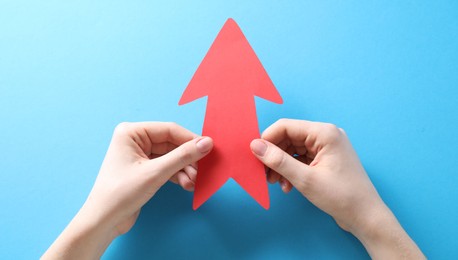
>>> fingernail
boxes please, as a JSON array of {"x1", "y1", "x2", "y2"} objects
[
  {"x1": 251, "y1": 140, "x2": 267, "y2": 156},
  {"x1": 196, "y1": 137, "x2": 213, "y2": 153},
  {"x1": 280, "y1": 179, "x2": 287, "y2": 189}
]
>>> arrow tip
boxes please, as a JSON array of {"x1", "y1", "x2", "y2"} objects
[{"x1": 192, "y1": 199, "x2": 204, "y2": 210}]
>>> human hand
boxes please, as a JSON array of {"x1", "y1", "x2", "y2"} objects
[
  {"x1": 250, "y1": 119, "x2": 424, "y2": 259},
  {"x1": 43, "y1": 122, "x2": 213, "y2": 259}
]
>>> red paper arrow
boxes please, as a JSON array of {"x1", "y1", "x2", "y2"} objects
[{"x1": 179, "y1": 18, "x2": 283, "y2": 210}]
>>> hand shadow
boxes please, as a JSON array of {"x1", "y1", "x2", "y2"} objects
[{"x1": 103, "y1": 181, "x2": 367, "y2": 259}]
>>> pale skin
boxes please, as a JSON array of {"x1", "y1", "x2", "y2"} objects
[
  {"x1": 250, "y1": 119, "x2": 425, "y2": 259},
  {"x1": 42, "y1": 120, "x2": 424, "y2": 259}
]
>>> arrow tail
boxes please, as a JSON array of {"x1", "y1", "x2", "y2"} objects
[
  {"x1": 231, "y1": 148, "x2": 270, "y2": 209},
  {"x1": 192, "y1": 148, "x2": 230, "y2": 210},
  {"x1": 192, "y1": 138, "x2": 270, "y2": 210}
]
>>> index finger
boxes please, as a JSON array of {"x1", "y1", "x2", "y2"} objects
[
  {"x1": 262, "y1": 119, "x2": 344, "y2": 156},
  {"x1": 261, "y1": 119, "x2": 318, "y2": 145},
  {"x1": 115, "y1": 122, "x2": 199, "y2": 146}
]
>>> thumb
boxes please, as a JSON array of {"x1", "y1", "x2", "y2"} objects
[
  {"x1": 148, "y1": 136, "x2": 213, "y2": 183},
  {"x1": 250, "y1": 139, "x2": 312, "y2": 190}
]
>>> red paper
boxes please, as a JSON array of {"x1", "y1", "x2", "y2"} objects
[{"x1": 179, "y1": 18, "x2": 283, "y2": 209}]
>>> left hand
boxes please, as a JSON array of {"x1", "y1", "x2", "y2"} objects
[{"x1": 43, "y1": 122, "x2": 213, "y2": 259}]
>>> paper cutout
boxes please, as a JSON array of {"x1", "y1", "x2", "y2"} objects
[{"x1": 179, "y1": 18, "x2": 283, "y2": 210}]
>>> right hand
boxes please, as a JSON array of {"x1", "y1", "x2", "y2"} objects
[
  {"x1": 250, "y1": 119, "x2": 383, "y2": 232},
  {"x1": 250, "y1": 119, "x2": 424, "y2": 259}
]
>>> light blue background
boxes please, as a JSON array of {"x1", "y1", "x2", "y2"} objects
[{"x1": 1, "y1": 1, "x2": 457, "y2": 259}]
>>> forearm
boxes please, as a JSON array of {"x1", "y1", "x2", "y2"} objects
[
  {"x1": 42, "y1": 204, "x2": 117, "y2": 260},
  {"x1": 352, "y1": 204, "x2": 425, "y2": 259}
]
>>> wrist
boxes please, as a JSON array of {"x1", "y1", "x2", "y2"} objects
[
  {"x1": 76, "y1": 199, "x2": 120, "y2": 243},
  {"x1": 349, "y1": 203, "x2": 425, "y2": 259},
  {"x1": 42, "y1": 201, "x2": 119, "y2": 259},
  {"x1": 349, "y1": 202, "x2": 396, "y2": 242}
]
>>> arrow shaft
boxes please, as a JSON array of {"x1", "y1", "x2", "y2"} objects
[
  {"x1": 192, "y1": 96, "x2": 269, "y2": 209},
  {"x1": 203, "y1": 96, "x2": 260, "y2": 155}
]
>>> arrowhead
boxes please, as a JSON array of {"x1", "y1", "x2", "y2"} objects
[{"x1": 179, "y1": 18, "x2": 283, "y2": 105}]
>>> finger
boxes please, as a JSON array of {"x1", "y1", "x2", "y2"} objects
[
  {"x1": 250, "y1": 139, "x2": 313, "y2": 190},
  {"x1": 169, "y1": 173, "x2": 179, "y2": 184},
  {"x1": 147, "y1": 137, "x2": 213, "y2": 185},
  {"x1": 150, "y1": 142, "x2": 178, "y2": 155},
  {"x1": 267, "y1": 171, "x2": 281, "y2": 184},
  {"x1": 176, "y1": 171, "x2": 195, "y2": 192},
  {"x1": 266, "y1": 170, "x2": 273, "y2": 183},
  {"x1": 113, "y1": 122, "x2": 199, "y2": 155},
  {"x1": 262, "y1": 119, "x2": 342, "y2": 155},
  {"x1": 135, "y1": 122, "x2": 198, "y2": 145},
  {"x1": 192, "y1": 161, "x2": 198, "y2": 170},
  {"x1": 183, "y1": 164, "x2": 197, "y2": 183},
  {"x1": 279, "y1": 177, "x2": 293, "y2": 193},
  {"x1": 169, "y1": 164, "x2": 197, "y2": 186},
  {"x1": 261, "y1": 119, "x2": 317, "y2": 145}
]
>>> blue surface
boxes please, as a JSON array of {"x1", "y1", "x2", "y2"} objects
[{"x1": 1, "y1": 1, "x2": 457, "y2": 259}]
